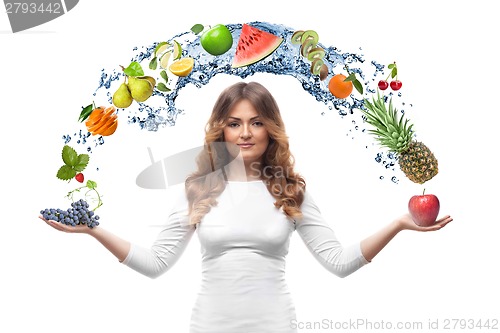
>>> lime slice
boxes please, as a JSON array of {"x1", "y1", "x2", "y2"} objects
[
  {"x1": 155, "y1": 42, "x2": 170, "y2": 57},
  {"x1": 160, "y1": 51, "x2": 172, "y2": 69},
  {"x1": 173, "y1": 40, "x2": 182, "y2": 60}
]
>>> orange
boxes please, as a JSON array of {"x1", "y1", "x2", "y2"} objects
[
  {"x1": 85, "y1": 105, "x2": 118, "y2": 136},
  {"x1": 85, "y1": 106, "x2": 105, "y2": 127},
  {"x1": 328, "y1": 74, "x2": 353, "y2": 99},
  {"x1": 99, "y1": 118, "x2": 118, "y2": 136}
]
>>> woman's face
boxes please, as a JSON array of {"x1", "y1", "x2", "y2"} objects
[{"x1": 223, "y1": 99, "x2": 270, "y2": 167}]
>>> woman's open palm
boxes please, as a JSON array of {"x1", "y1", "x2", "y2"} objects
[
  {"x1": 39, "y1": 215, "x2": 92, "y2": 234},
  {"x1": 398, "y1": 213, "x2": 453, "y2": 232}
]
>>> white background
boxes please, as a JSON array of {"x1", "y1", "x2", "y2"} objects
[{"x1": 1, "y1": 1, "x2": 499, "y2": 332}]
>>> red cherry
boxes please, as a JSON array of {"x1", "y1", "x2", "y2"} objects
[
  {"x1": 378, "y1": 80, "x2": 389, "y2": 90},
  {"x1": 75, "y1": 173, "x2": 84, "y2": 183},
  {"x1": 390, "y1": 80, "x2": 403, "y2": 91}
]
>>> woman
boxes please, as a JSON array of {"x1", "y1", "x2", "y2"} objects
[{"x1": 40, "y1": 81, "x2": 452, "y2": 332}]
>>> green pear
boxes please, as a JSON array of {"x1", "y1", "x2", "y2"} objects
[
  {"x1": 128, "y1": 76, "x2": 154, "y2": 102},
  {"x1": 139, "y1": 75, "x2": 156, "y2": 88},
  {"x1": 112, "y1": 83, "x2": 133, "y2": 108}
]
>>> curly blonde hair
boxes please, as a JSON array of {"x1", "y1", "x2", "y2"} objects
[{"x1": 185, "y1": 82, "x2": 305, "y2": 225}]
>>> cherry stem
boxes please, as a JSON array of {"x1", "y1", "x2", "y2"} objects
[{"x1": 423, "y1": 188, "x2": 426, "y2": 195}]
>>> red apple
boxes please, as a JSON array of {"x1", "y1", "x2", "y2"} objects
[{"x1": 408, "y1": 190, "x2": 440, "y2": 227}]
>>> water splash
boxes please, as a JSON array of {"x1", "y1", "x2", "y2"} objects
[{"x1": 66, "y1": 21, "x2": 413, "y2": 182}]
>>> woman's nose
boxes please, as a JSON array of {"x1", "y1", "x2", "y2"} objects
[{"x1": 240, "y1": 124, "x2": 252, "y2": 139}]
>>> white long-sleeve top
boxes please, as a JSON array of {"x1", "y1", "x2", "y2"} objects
[{"x1": 122, "y1": 180, "x2": 369, "y2": 332}]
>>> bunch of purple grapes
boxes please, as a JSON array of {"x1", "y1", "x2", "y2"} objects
[{"x1": 40, "y1": 199, "x2": 100, "y2": 228}]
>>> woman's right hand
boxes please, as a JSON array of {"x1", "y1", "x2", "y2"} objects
[
  {"x1": 38, "y1": 215, "x2": 94, "y2": 234},
  {"x1": 39, "y1": 215, "x2": 130, "y2": 261}
]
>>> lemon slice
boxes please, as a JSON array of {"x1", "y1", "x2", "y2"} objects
[
  {"x1": 169, "y1": 57, "x2": 194, "y2": 77},
  {"x1": 173, "y1": 40, "x2": 182, "y2": 60},
  {"x1": 160, "y1": 51, "x2": 171, "y2": 69}
]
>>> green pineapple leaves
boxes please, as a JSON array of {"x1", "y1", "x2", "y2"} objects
[{"x1": 361, "y1": 91, "x2": 413, "y2": 153}]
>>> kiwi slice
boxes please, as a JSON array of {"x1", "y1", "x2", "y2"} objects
[
  {"x1": 307, "y1": 47, "x2": 326, "y2": 61},
  {"x1": 300, "y1": 38, "x2": 316, "y2": 58},
  {"x1": 291, "y1": 30, "x2": 304, "y2": 45},
  {"x1": 319, "y1": 64, "x2": 329, "y2": 80},
  {"x1": 310, "y1": 59, "x2": 324, "y2": 75},
  {"x1": 301, "y1": 30, "x2": 319, "y2": 45}
]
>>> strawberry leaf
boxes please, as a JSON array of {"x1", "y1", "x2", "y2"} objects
[
  {"x1": 74, "y1": 154, "x2": 89, "y2": 172},
  {"x1": 57, "y1": 165, "x2": 76, "y2": 180},
  {"x1": 62, "y1": 145, "x2": 78, "y2": 167}
]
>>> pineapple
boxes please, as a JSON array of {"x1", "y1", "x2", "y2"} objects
[{"x1": 361, "y1": 92, "x2": 438, "y2": 184}]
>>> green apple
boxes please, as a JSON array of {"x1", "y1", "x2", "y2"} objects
[{"x1": 200, "y1": 24, "x2": 233, "y2": 56}]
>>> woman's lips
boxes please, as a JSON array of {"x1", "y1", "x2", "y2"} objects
[{"x1": 238, "y1": 143, "x2": 254, "y2": 149}]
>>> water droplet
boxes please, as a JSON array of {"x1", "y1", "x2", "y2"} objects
[{"x1": 60, "y1": 21, "x2": 413, "y2": 184}]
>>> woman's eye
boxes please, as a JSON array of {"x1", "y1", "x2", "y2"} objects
[
  {"x1": 228, "y1": 123, "x2": 239, "y2": 128},
  {"x1": 253, "y1": 121, "x2": 263, "y2": 126}
]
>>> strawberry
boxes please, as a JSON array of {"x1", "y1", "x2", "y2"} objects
[{"x1": 75, "y1": 173, "x2": 84, "y2": 183}]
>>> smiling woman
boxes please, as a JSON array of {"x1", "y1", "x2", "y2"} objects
[
  {"x1": 223, "y1": 99, "x2": 270, "y2": 171},
  {"x1": 185, "y1": 82, "x2": 307, "y2": 225},
  {"x1": 39, "y1": 80, "x2": 452, "y2": 333}
]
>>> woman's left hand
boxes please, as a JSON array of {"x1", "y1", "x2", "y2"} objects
[
  {"x1": 397, "y1": 213, "x2": 453, "y2": 232},
  {"x1": 360, "y1": 213, "x2": 453, "y2": 262}
]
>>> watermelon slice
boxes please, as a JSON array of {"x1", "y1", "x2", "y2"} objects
[{"x1": 232, "y1": 24, "x2": 283, "y2": 68}]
